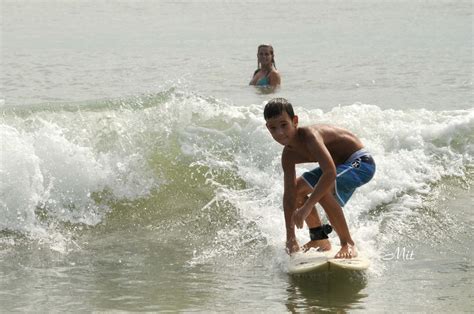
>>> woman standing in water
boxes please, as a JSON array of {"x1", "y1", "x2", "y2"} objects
[{"x1": 249, "y1": 44, "x2": 281, "y2": 87}]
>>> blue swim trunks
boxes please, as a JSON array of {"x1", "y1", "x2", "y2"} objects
[{"x1": 301, "y1": 149, "x2": 376, "y2": 207}]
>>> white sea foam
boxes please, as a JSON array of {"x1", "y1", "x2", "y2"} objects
[
  {"x1": 0, "y1": 106, "x2": 159, "y2": 240},
  {"x1": 0, "y1": 125, "x2": 44, "y2": 233}
]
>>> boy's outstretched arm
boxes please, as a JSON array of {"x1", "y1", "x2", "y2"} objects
[{"x1": 282, "y1": 150, "x2": 299, "y2": 254}]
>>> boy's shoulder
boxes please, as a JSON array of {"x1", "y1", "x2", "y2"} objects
[
  {"x1": 281, "y1": 126, "x2": 323, "y2": 160},
  {"x1": 297, "y1": 124, "x2": 322, "y2": 138}
]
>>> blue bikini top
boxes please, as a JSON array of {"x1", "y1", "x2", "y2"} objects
[
  {"x1": 253, "y1": 69, "x2": 271, "y2": 86},
  {"x1": 256, "y1": 75, "x2": 270, "y2": 86}
]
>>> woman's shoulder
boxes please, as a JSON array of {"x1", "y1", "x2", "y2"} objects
[
  {"x1": 269, "y1": 69, "x2": 281, "y2": 84},
  {"x1": 270, "y1": 68, "x2": 280, "y2": 75}
]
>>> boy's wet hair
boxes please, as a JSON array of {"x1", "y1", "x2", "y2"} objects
[{"x1": 264, "y1": 98, "x2": 295, "y2": 120}]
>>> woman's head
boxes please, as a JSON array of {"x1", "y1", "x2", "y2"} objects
[{"x1": 257, "y1": 44, "x2": 276, "y2": 69}]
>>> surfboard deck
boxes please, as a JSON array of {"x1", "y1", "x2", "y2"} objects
[
  {"x1": 288, "y1": 246, "x2": 369, "y2": 274},
  {"x1": 288, "y1": 249, "x2": 331, "y2": 274},
  {"x1": 328, "y1": 256, "x2": 370, "y2": 270}
]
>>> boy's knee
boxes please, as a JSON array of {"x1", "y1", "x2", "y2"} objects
[
  {"x1": 320, "y1": 193, "x2": 341, "y2": 209},
  {"x1": 296, "y1": 195, "x2": 307, "y2": 207}
]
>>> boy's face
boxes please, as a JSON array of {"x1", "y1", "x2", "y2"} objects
[{"x1": 265, "y1": 112, "x2": 298, "y2": 146}]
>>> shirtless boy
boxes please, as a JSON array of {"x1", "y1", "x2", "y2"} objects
[{"x1": 264, "y1": 98, "x2": 376, "y2": 258}]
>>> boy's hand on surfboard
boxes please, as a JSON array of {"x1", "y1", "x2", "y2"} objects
[{"x1": 286, "y1": 238, "x2": 300, "y2": 255}]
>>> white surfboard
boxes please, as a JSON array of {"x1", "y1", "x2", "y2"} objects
[
  {"x1": 288, "y1": 246, "x2": 369, "y2": 274},
  {"x1": 288, "y1": 249, "x2": 332, "y2": 274},
  {"x1": 327, "y1": 256, "x2": 370, "y2": 270}
]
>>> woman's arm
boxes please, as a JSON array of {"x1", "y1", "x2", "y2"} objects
[{"x1": 269, "y1": 70, "x2": 281, "y2": 87}]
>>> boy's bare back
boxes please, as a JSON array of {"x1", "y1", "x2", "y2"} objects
[{"x1": 282, "y1": 124, "x2": 364, "y2": 166}]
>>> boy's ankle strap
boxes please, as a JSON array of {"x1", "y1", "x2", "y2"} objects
[{"x1": 309, "y1": 224, "x2": 333, "y2": 241}]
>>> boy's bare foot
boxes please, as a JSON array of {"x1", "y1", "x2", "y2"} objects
[
  {"x1": 302, "y1": 238, "x2": 331, "y2": 252},
  {"x1": 335, "y1": 243, "x2": 357, "y2": 259}
]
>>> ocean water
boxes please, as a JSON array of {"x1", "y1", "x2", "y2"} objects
[{"x1": 1, "y1": 0, "x2": 473, "y2": 312}]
